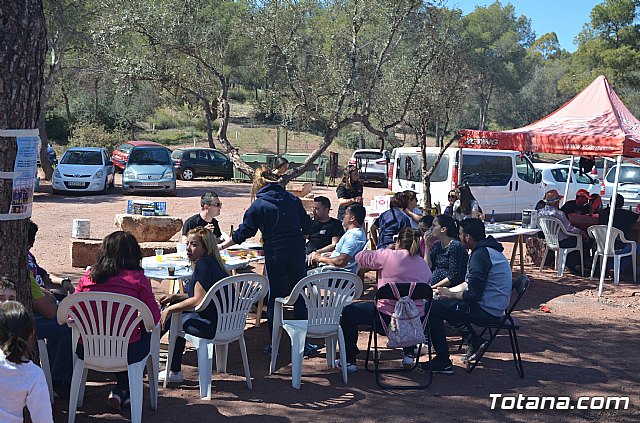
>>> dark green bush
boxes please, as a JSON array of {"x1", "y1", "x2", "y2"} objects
[{"x1": 67, "y1": 124, "x2": 125, "y2": 153}]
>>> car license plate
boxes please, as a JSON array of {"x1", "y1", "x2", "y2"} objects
[
  {"x1": 67, "y1": 181, "x2": 84, "y2": 186},
  {"x1": 620, "y1": 191, "x2": 637, "y2": 199},
  {"x1": 139, "y1": 182, "x2": 159, "y2": 187}
]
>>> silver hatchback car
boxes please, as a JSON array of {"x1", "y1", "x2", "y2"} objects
[{"x1": 122, "y1": 146, "x2": 176, "y2": 196}]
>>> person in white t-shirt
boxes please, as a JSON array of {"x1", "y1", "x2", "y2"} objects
[{"x1": 0, "y1": 299, "x2": 53, "y2": 423}]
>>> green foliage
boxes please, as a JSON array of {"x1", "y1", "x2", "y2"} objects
[
  {"x1": 67, "y1": 124, "x2": 125, "y2": 153},
  {"x1": 228, "y1": 87, "x2": 251, "y2": 103},
  {"x1": 45, "y1": 113, "x2": 70, "y2": 144}
]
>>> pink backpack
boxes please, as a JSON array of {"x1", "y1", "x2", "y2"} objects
[{"x1": 382, "y1": 283, "x2": 426, "y2": 348}]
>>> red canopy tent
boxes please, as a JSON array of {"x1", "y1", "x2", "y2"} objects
[
  {"x1": 459, "y1": 75, "x2": 640, "y2": 158},
  {"x1": 458, "y1": 75, "x2": 640, "y2": 297}
]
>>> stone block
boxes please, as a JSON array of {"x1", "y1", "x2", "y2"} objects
[
  {"x1": 288, "y1": 182, "x2": 313, "y2": 198},
  {"x1": 70, "y1": 239, "x2": 102, "y2": 268},
  {"x1": 71, "y1": 239, "x2": 179, "y2": 268},
  {"x1": 114, "y1": 214, "x2": 183, "y2": 242}
]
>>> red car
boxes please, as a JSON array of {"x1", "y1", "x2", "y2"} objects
[{"x1": 111, "y1": 140, "x2": 165, "y2": 171}]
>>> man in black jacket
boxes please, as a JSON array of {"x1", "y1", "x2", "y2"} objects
[{"x1": 421, "y1": 219, "x2": 512, "y2": 374}]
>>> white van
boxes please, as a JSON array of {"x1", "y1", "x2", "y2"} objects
[{"x1": 388, "y1": 147, "x2": 541, "y2": 221}]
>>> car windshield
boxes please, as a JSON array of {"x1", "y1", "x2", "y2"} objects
[
  {"x1": 355, "y1": 152, "x2": 384, "y2": 161},
  {"x1": 129, "y1": 148, "x2": 170, "y2": 165},
  {"x1": 61, "y1": 151, "x2": 102, "y2": 165},
  {"x1": 607, "y1": 166, "x2": 640, "y2": 184}
]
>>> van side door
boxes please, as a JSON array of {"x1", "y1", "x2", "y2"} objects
[
  {"x1": 514, "y1": 154, "x2": 539, "y2": 216},
  {"x1": 461, "y1": 151, "x2": 513, "y2": 221}
]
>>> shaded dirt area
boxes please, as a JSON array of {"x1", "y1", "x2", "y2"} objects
[{"x1": 29, "y1": 178, "x2": 640, "y2": 422}]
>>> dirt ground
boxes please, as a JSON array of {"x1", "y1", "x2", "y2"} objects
[{"x1": 30, "y1": 176, "x2": 640, "y2": 422}]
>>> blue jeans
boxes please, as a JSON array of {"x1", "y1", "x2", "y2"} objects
[
  {"x1": 428, "y1": 299, "x2": 501, "y2": 362},
  {"x1": 34, "y1": 313, "x2": 73, "y2": 381},
  {"x1": 166, "y1": 311, "x2": 217, "y2": 373}
]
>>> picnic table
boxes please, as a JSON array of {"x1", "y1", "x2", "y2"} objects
[{"x1": 486, "y1": 224, "x2": 541, "y2": 275}]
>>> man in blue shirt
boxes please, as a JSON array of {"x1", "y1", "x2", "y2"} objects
[{"x1": 310, "y1": 203, "x2": 367, "y2": 273}]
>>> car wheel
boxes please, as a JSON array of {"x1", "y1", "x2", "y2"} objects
[
  {"x1": 181, "y1": 168, "x2": 195, "y2": 181},
  {"x1": 101, "y1": 177, "x2": 108, "y2": 194}
]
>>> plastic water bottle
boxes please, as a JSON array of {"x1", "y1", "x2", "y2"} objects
[{"x1": 489, "y1": 210, "x2": 495, "y2": 224}]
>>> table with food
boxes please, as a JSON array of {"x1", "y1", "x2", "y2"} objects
[
  {"x1": 142, "y1": 244, "x2": 265, "y2": 293},
  {"x1": 485, "y1": 223, "x2": 541, "y2": 275}
]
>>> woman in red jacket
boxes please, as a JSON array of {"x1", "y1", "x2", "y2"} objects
[{"x1": 75, "y1": 231, "x2": 160, "y2": 411}]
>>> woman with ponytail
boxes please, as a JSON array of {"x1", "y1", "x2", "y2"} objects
[
  {"x1": 0, "y1": 301, "x2": 53, "y2": 422},
  {"x1": 221, "y1": 166, "x2": 313, "y2": 356},
  {"x1": 337, "y1": 228, "x2": 432, "y2": 372}
]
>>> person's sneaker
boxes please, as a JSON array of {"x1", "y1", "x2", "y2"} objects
[
  {"x1": 107, "y1": 389, "x2": 123, "y2": 411},
  {"x1": 334, "y1": 359, "x2": 358, "y2": 373},
  {"x1": 401, "y1": 353, "x2": 415, "y2": 369},
  {"x1": 121, "y1": 390, "x2": 131, "y2": 408},
  {"x1": 158, "y1": 369, "x2": 184, "y2": 383},
  {"x1": 464, "y1": 339, "x2": 490, "y2": 364},
  {"x1": 419, "y1": 358, "x2": 454, "y2": 375},
  {"x1": 304, "y1": 342, "x2": 319, "y2": 357}
]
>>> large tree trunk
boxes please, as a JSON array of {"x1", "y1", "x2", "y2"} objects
[
  {"x1": 0, "y1": 0, "x2": 47, "y2": 311},
  {"x1": 202, "y1": 97, "x2": 216, "y2": 149}
]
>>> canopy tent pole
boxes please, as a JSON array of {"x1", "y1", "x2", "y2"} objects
[
  {"x1": 598, "y1": 155, "x2": 623, "y2": 297},
  {"x1": 562, "y1": 155, "x2": 575, "y2": 207}
]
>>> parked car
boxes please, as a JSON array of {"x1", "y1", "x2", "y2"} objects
[
  {"x1": 122, "y1": 146, "x2": 176, "y2": 196},
  {"x1": 111, "y1": 140, "x2": 165, "y2": 171},
  {"x1": 533, "y1": 164, "x2": 600, "y2": 200},
  {"x1": 601, "y1": 164, "x2": 640, "y2": 209},
  {"x1": 555, "y1": 157, "x2": 616, "y2": 180},
  {"x1": 171, "y1": 147, "x2": 233, "y2": 180},
  {"x1": 52, "y1": 147, "x2": 115, "y2": 195},
  {"x1": 348, "y1": 149, "x2": 390, "y2": 185},
  {"x1": 389, "y1": 147, "x2": 540, "y2": 221}
]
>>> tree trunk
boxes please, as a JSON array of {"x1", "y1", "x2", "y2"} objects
[
  {"x1": 38, "y1": 111, "x2": 53, "y2": 179},
  {"x1": 0, "y1": 0, "x2": 47, "y2": 312},
  {"x1": 202, "y1": 98, "x2": 216, "y2": 149}
]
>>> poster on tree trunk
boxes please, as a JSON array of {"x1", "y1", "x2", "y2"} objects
[{"x1": 0, "y1": 129, "x2": 39, "y2": 220}]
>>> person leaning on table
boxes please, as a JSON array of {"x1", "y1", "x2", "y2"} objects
[{"x1": 219, "y1": 167, "x2": 317, "y2": 357}]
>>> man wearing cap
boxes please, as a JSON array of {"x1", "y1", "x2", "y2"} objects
[
  {"x1": 561, "y1": 189, "x2": 591, "y2": 215},
  {"x1": 539, "y1": 189, "x2": 589, "y2": 275}
]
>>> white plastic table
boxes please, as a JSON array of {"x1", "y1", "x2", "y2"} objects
[
  {"x1": 487, "y1": 226, "x2": 540, "y2": 275},
  {"x1": 142, "y1": 254, "x2": 265, "y2": 293}
]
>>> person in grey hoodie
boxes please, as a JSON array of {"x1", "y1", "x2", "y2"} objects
[{"x1": 421, "y1": 218, "x2": 512, "y2": 374}]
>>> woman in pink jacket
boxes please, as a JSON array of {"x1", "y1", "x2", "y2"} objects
[
  {"x1": 75, "y1": 231, "x2": 160, "y2": 411},
  {"x1": 338, "y1": 228, "x2": 432, "y2": 372}
]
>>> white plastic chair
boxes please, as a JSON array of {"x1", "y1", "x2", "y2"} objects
[
  {"x1": 538, "y1": 216, "x2": 584, "y2": 276},
  {"x1": 588, "y1": 225, "x2": 637, "y2": 285},
  {"x1": 37, "y1": 339, "x2": 54, "y2": 404},
  {"x1": 269, "y1": 271, "x2": 363, "y2": 389},
  {"x1": 57, "y1": 293, "x2": 160, "y2": 423},
  {"x1": 306, "y1": 264, "x2": 350, "y2": 276},
  {"x1": 164, "y1": 274, "x2": 267, "y2": 399}
]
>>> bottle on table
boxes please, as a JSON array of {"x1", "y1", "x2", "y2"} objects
[{"x1": 489, "y1": 210, "x2": 495, "y2": 224}]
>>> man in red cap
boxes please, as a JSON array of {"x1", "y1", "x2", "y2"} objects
[
  {"x1": 538, "y1": 189, "x2": 590, "y2": 275},
  {"x1": 561, "y1": 189, "x2": 591, "y2": 215}
]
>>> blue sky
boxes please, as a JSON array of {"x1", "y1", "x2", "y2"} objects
[{"x1": 451, "y1": 0, "x2": 603, "y2": 52}]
